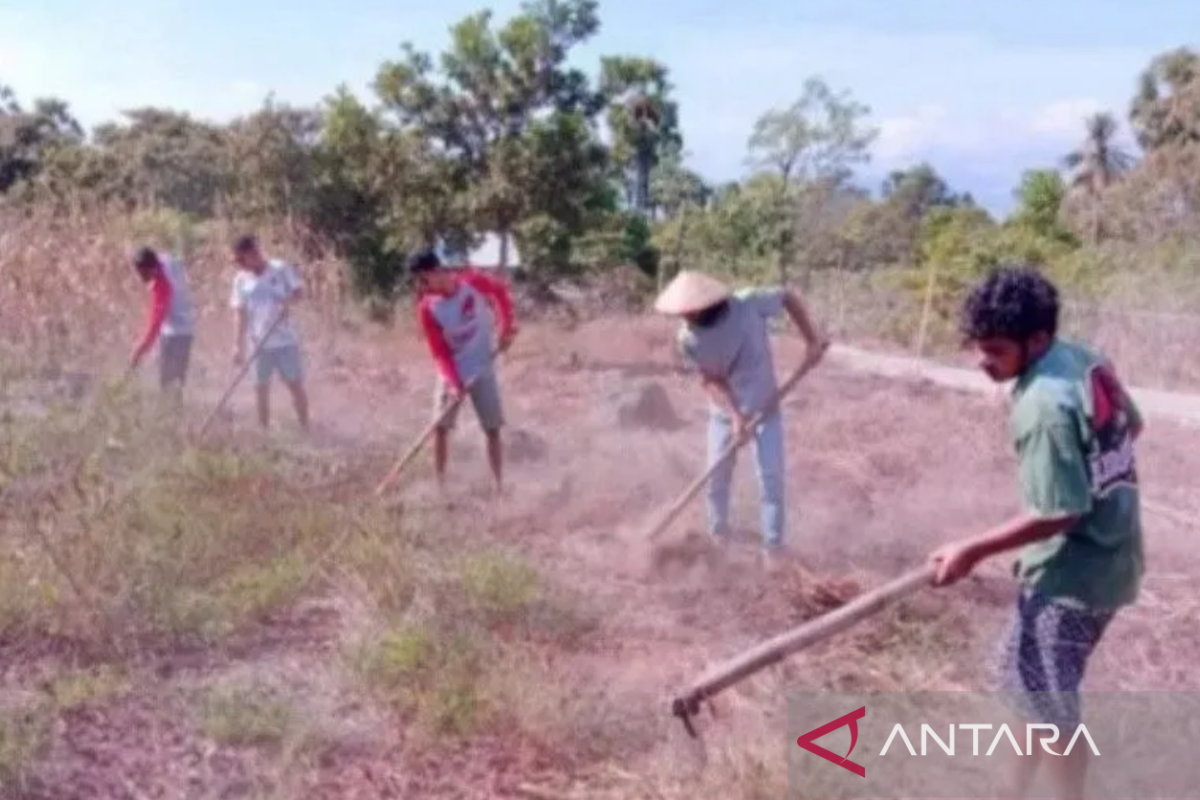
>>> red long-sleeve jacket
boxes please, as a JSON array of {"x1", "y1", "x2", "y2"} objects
[
  {"x1": 417, "y1": 269, "x2": 514, "y2": 392},
  {"x1": 132, "y1": 271, "x2": 172, "y2": 360}
]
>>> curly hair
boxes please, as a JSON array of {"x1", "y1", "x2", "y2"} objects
[{"x1": 959, "y1": 264, "x2": 1060, "y2": 342}]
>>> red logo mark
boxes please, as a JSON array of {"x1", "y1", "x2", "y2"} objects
[
  {"x1": 1088, "y1": 364, "x2": 1123, "y2": 430},
  {"x1": 796, "y1": 706, "x2": 867, "y2": 777},
  {"x1": 461, "y1": 294, "x2": 476, "y2": 321}
]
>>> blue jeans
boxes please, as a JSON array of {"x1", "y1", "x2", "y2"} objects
[{"x1": 706, "y1": 408, "x2": 786, "y2": 548}]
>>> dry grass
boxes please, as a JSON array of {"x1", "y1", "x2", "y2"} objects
[
  {"x1": 802, "y1": 261, "x2": 1200, "y2": 391},
  {"x1": 0, "y1": 369, "x2": 618, "y2": 796},
  {"x1": 3, "y1": 207, "x2": 1200, "y2": 798}
]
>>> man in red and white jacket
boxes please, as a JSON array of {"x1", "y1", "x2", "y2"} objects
[
  {"x1": 129, "y1": 246, "x2": 196, "y2": 403},
  {"x1": 410, "y1": 249, "x2": 517, "y2": 491}
]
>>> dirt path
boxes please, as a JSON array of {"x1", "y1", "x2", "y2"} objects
[{"x1": 830, "y1": 342, "x2": 1200, "y2": 427}]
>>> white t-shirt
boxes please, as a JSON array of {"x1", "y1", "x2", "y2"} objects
[{"x1": 230, "y1": 259, "x2": 303, "y2": 351}]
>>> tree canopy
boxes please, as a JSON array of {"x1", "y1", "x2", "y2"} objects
[{"x1": 4, "y1": 3, "x2": 1199, "y2": 339}]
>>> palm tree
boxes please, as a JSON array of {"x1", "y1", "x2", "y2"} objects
[
  {"x1": 1062, "y1": 112, "x2": 1135, "y2": 242},
  {"x1": 628, "y1": 93, "x2": 661, "y2": 218}
]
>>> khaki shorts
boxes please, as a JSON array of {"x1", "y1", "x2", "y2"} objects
[
  {"x1": 158, "y1": 334, "x2": 193, "y2": 389},
  {"x1": 255, "y1": 344, "x2": 304, "y2": 386},
  {"x1": 433, "y1": 369, "x2": 504, "y2": 432}
]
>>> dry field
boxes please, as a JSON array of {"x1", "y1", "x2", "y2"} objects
[{"x1": 2, "y1": 214, "x2": 1200, "y2": 798}]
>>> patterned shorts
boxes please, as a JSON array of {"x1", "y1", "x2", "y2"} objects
[{"x1": 990, "y1": 588, "x2": 1116, "y2": 729}]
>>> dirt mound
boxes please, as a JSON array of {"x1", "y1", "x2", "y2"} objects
[
  {"x1": 506, "y1": 427, "x2": 549, "y2": 463},
  {"x1": 613, "y1": 381, "x2": 685, "y2": 431},
  {"x1": 648, "y1": 529, "x2": 723, "y2": 576},
  {"x1": 565, "y1": 316, "x2": 680, "y2": 368}
]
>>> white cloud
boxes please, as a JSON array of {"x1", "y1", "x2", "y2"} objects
[
  {"x1": 1024, "y1": 98, "x2": 1107, "y2": 137},
  {"x1": 0, "y1": 43, "x2": 19, "y2": 73},
  {"x1": 230, "y1": 80, "x2": 261, "y2": 96},
  {"x1": 873, "y1": 104, "x2": 952, "y2": 162},
  {"x1": 869, "y1": 96, "x2": 1116, "y2": 168}
]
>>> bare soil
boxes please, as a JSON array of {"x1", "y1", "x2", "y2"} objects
[{"x1": 4, "y1": 310, "x2": 1199, "y2": 799}]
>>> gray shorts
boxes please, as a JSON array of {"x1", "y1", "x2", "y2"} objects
[
  {"x1": 255, "y1": 344, "x2": 304, "y2": 385},
  {"x1": 991, "y1": 588, "x2": 1116, "y2": 729},
  {"x1": 433, "y1": 369, "x2": 504, "y2": 432},
  {"x1": 158, "y1": 334, "x2": 192, "y2": 389}
]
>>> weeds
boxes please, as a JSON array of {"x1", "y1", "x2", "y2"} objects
[
  {"x1": 458, "y1": 550, "x2": 541, "y2": 627},
  {"x1": 350, "y1": 621, "x2": 489, "y2": 739},
  {"x1": 0, "y1": 666, "x2": 132, "y2": 793},
  {"x1": 340, "y1": 543, "x2": 604, "y2": 751},
  {"x1": 0, "y1": 400, "x2": 352, "y2": 652},
  {"x1": 0, "y1": 698, "x2": 53, "y2": 794},
  {"x1": 200, "y1": 683, "x2": 300, "y2": 748},
  {"x1": 1, "y1": 362, "x2": 617, "y2": 794},
  {"x1": 44, "y1": 664, "x2": 131, "y2": 711}
]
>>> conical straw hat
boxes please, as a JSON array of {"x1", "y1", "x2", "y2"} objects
[{"x1": 653, "y1": 270, "x2": 731, "y2": 315}]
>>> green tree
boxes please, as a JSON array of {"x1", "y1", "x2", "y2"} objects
[
  {"x1": 0, "y1": 85, "x2": 84, "y2": 194},
  {"x1": 600, "y1": 57, "x2": 681, "y2": 217},
  {"x1": 91, "y1": 108, "x2": 231, "y2": 215},
  {"x1": 1063, "y1": 113, "x2": 1134, "y2": 194},
  {"x1": 1010, "y1": 168, "x2": 1076, "y2": 244},
  {"x1": 307, "y1": 87, "x2": 405, "y2": 301},
  {"x1": 1062, "y1": 113, "x2": 1134, "y2": 243},
  {"x1": 373, "y1": 0, "x2": 608, "y2": 274},
  {"x1": 223, "y1": 95, "x2": 322, "y2": 224},
  {"x1": 880, "y1": 163, "x2": 971, "y2": 219},
  {"x1": 745, "y1": 76, "x2": 878, "y2": 284},
  {"x1": 1129, "y1": 47, "x2": 1200, "y2": 151}
]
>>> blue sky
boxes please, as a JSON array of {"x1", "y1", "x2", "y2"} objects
[{"x1": 0, "y1": 0, "x2": 1193, "y2": 216}]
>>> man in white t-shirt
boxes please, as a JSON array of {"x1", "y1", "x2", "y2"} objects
[{"x1": 229, "y1": 234, "x2": 310, "y2": 431}]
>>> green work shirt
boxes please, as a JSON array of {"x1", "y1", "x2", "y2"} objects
[{"x1": 1009, "y1": 338, "x2": 1145, "y2": 611}]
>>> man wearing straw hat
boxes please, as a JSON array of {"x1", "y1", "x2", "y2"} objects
[{"x1": 655, "y1": 270, "x2": 829, "y2": 564}]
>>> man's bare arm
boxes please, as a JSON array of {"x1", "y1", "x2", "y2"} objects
[
  {"x1": 284, "y1": 264, "x2": 304, "y2": 312},
  {"x1": 782, "y1": 289, "x2": 823, "y2": 347},
  {"x1": 700, "y1": 373, "x2": 742, "y2": 418},
  {"x1": 234, "y1": 307, "x2": 249, "y2": 359}
]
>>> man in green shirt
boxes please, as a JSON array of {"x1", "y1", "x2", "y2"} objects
[{"x1": 928, "y1": 265, "x2": 1144, "y2": 799}]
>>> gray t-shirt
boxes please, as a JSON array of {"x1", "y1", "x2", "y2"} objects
[
  {"x1": 676, "y1": 286, "x2": 787, "y2": 416},
  {"x1": 159, "y1": 253, "x2": 195, "y2": 337}
]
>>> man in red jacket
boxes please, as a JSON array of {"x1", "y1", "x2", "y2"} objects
[
  {"x1": 410, "y1": 249, "x2": 517, "y2": 491},
  {"x1": 129, "y1": 246, "x2": 196, "y2": 405}
]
